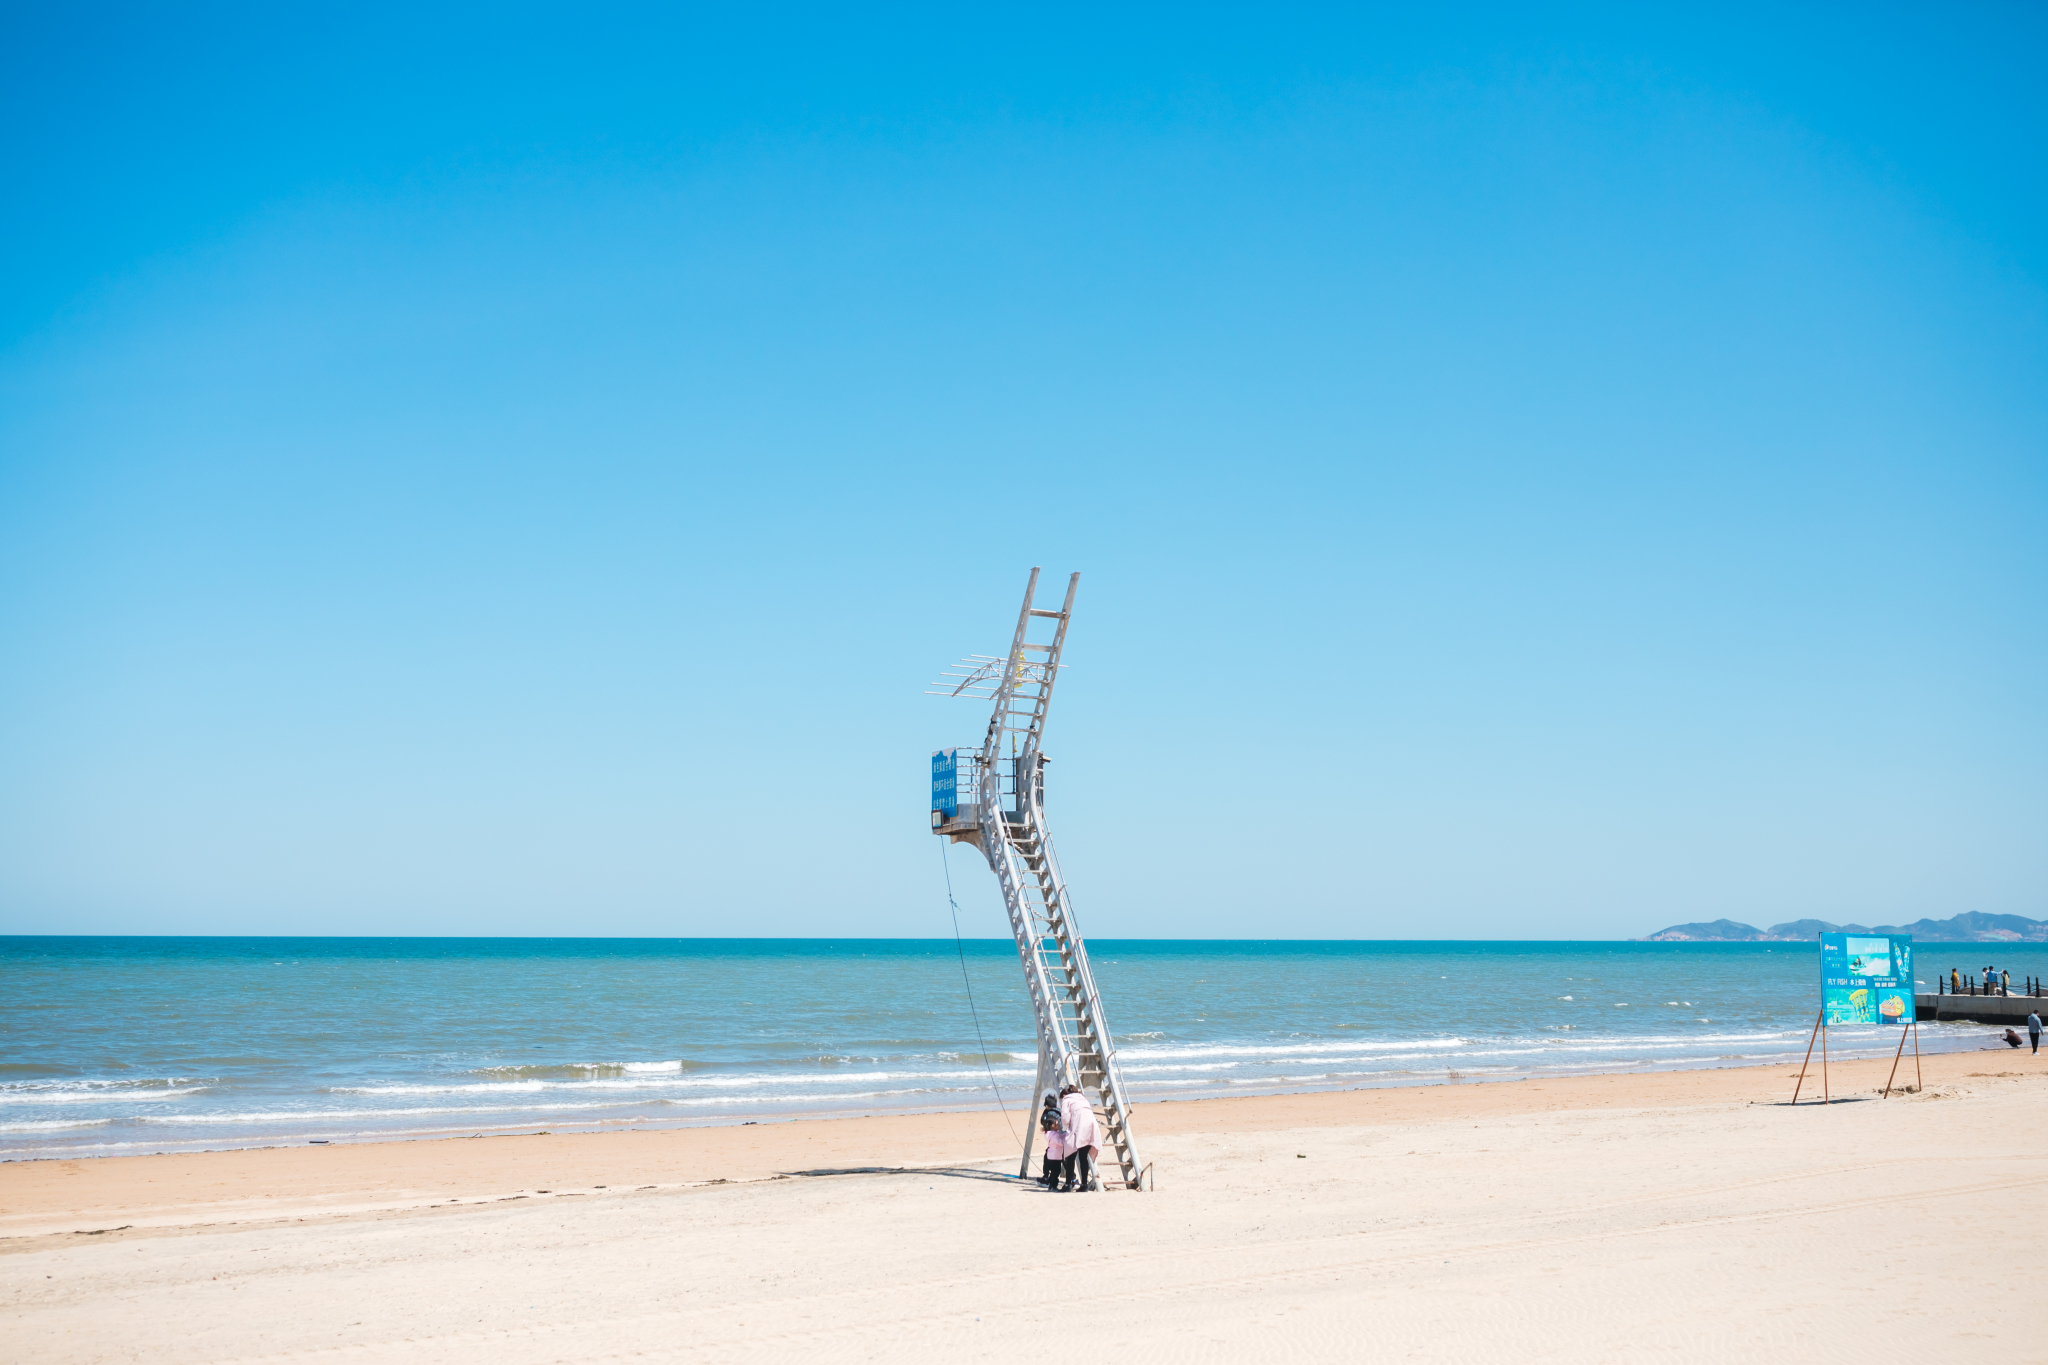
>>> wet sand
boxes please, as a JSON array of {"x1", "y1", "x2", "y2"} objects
[{"x1": 4, "y1": 1048, "x2": 2044, "y2": 1361}]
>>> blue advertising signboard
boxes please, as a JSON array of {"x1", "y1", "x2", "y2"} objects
[
  {"x1": 931, "y1": 749, "x2": 959, "y2": 820},
  {"x1": 1820, "y1": 933, "x2": 1912, "y2": 1026}
]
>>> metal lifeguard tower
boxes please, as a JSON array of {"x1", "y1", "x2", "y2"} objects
[{"x1": 928, "y1": 568, "x2": 1145, "y2": 1189}]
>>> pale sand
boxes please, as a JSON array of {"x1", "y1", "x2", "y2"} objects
[{"x1": 4, "y1": 1050, "x2": 2044, "y2": 1362}]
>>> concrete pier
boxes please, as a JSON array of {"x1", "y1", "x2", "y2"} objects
[{"x1": 1915, "y1": 993, "x2": 2046, "y2": 1025}]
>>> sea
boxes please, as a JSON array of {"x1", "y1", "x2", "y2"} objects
[{"x1": 5, "y1": 937, "x2": 2044, "y2": 1161}]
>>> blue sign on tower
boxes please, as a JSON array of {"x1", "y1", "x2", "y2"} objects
[{"x1": 931, "y1": 749, "x2": 959, "y2": 820}]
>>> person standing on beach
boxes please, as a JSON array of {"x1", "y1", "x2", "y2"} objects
[
  {"x1": 1038, "y1": 1094, "x2": 1067, "y2": 1188},
  {"x1": 1059, "y1": 1084, "x2": 1102, "y2": 1193},
  {"x1": 1952, "y1": 967, "x2": 1961, "y2": 994},
  {"x1": 2029, "y1": 1011, "x2": 2042, "y2": 1055}
]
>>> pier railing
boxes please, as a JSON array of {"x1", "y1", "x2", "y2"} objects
[{"x1": 1930, "y1": 974, "x2": 2041, "y2": 998}]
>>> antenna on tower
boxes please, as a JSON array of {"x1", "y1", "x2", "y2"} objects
[
  {"x1": 926, "y1": 568, "x2": 1147, "y2": 1190},
  {"x1": 926, "y1": 654, "x2": 1064, "y2": 699}
]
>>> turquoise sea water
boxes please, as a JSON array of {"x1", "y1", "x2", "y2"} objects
[{"x1": 5, "y1": 937, "x2": 2044, "y2": 1159}]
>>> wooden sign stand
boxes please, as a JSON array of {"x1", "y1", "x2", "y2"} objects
[
  {"x1": 1881, "y1": 1013, "x2": 1922, "y2": 1098},
  {"x1": 1791, "y1": 1009, "x2": 1829, "y2": 1104},
  {"x1": 1792, "y1": 1009, "x2": 1922, "y2": 1104}
]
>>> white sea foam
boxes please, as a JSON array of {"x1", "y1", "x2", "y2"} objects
[
  {"x1": 297, "y1": 1031, "x2": 1834, "y2": 1118},
  {"x1": 649, "y1": 1087, "x2": 953, "y2": 1108},
  {"x1": 0, "y1": 1117, "x2": 116, "y2": 1132},
  {"x1": 333, "y1": 1081, "x2": 551, "y2": 1095},
  {"x1": 330, "y1": 1067, "x2": 1036, "y2": 1097},
  {"x1": 143, "y1": 1101, "x2": 647, "y2": 1124},
  {"x1": 136, "y1": 1086, "x2": 982, "y2": 1125},
  {"x1": 0, "y1": 1085, "x2": 209, "y2": 1104},
  {"x1": 1120, "y1": 1037, "x2": 1475, "y2": 1061},
  {"x1": 9, "y1": 1028, "x2": 1941, "y2": 1155},
  {"x1": 469, "y1": 1060, "x2": 696, "y2": 1081}
]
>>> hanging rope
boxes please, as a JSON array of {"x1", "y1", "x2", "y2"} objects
[{"x1": 941, "y1": 839, "x2": 1019, "y2": 1145}]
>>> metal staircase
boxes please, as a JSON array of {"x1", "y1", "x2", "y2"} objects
[{"x1": 929, "y1": 569, "x2": 1145, "y2": 1189}]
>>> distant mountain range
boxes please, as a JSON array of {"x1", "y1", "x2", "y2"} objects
[{"x1": 1637, "y1": 912, "x2": 2048, "y2": 943}]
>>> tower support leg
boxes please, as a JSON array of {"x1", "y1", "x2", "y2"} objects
[{"x1": 1018, "y1": 1051, "x2": 1054, "y2": 1180}]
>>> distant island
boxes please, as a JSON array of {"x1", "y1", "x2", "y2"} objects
[{"x1": 1637, "y1": 912, "x2": 2048, "y2": 943}]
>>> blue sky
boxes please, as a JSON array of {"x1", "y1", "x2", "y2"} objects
[{"x1": 2, "y1": 3, "x2": 2043, "y2": 938}]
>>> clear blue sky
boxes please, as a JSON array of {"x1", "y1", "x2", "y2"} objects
[{"x1": 2, "y1": 4, "x2": 2043, "y2": 938}]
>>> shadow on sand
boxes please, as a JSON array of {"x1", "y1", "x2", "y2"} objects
[{"x1": 781, "y1": 1164, "x2": 1021, "y2": 1185}]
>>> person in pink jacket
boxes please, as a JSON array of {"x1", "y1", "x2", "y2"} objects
[{"x1": 1058, "y1": 1084, "x2": 1101, "y2": 1192}]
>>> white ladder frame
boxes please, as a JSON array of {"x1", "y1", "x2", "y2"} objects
[{"x1": 969, "y1": 569, "x2": 1145, "y2": 1189}]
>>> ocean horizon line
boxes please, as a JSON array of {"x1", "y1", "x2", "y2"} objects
[{"x1": 0, "y1": 932, "x2": 1857, "y2": 944}]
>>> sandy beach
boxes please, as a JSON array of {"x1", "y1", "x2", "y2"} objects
[{"x1": 5, "y1": 1049, "x2": 2044, "y2": 1362}]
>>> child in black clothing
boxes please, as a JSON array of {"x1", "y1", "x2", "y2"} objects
[{"x1": 1038, "y1": 1093, "x2": 1065, "y2": 1188}]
